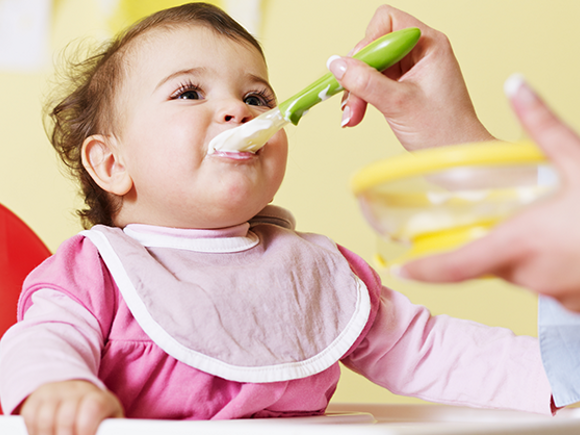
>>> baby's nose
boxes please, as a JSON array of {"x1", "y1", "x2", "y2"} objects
[{"x1": 218, "y1": 99, "x2": 253, "y2": 124}]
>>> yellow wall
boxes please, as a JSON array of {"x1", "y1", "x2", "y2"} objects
[{"x1": 1, "y1": 0, "x2": 579, "y2": 405}]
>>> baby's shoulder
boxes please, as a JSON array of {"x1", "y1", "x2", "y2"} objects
[
  {"x1": 20, "y1": 231, "x2": 118, "y2": 321},
  {"x1": 32, "y1": 232, "x2": 108, "y2": 283}
]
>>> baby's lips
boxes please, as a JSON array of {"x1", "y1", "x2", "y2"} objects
[{"x1": 210, "y1": 149, "x2": 256, "y2": 160}]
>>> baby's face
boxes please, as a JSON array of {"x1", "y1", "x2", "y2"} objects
[{"x1": 112, "y1": 25, "x2": 288, "y2": 229}]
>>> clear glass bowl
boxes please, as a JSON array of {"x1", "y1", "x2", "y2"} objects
[{"x1": 351, "y1": 141, "x2": 559, "y2": 266}]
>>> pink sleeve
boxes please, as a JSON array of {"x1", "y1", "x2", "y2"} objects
[
  {"x1": 0, "y1": 289, "x2": 106, "y2": 414},
  {"x1": 338, "y1": 246, "x2": 553, "y2": 415},
  {"x1": 0, "y1": 235, "x2": 116, "y2": 415},
  {"x1": 18, "y1": 234, "x2": 118, "y2": 337}
]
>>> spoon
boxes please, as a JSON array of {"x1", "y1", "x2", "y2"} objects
[{"x1": 208, "y1": 27, "x2": 421, "y2": 154}]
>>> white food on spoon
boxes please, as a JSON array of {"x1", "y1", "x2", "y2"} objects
[{"x1": 208, "y1": 108, "x2": 288, "y2": 154}]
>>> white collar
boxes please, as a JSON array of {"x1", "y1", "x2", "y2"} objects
[{"x1": 122, "y1": 223, "x2": 259, "y2": 253}]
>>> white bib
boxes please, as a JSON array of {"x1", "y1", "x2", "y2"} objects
[{"x1": 82, "y1": 207, "x2": 370, "y2": 383}]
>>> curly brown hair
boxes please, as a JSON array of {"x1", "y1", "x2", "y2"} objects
[{"x1": 45, "y1": 2, "x2": 264, "y2": 229}]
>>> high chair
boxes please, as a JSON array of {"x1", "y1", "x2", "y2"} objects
[
  {"x1": 0, "y1": 203, "x2": 51, "y2": 415},
  {"x1": 0, "y1": 203, "x2": 51, "y2": 337}
]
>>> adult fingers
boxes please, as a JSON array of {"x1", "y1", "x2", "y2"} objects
[
  {"x1": 328, "y1": 56, "x2": 403, "y2": 120},
  {"x1": 336, "y1": 4, "x2": 429, "y2": 127},
  {"x1": 505, "y1": 74, "x2": 580, "y2": 183},
  {"x1": 364, "y1": 5, "x2": 428, "y2": 43},
  {"x1": 339, "y1": 92, "x2": 368, "y2": 127},
  {"x1": 399, "y1": 225, "x2": 522, "y2": 282}
]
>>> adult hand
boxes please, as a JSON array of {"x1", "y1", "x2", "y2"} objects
[
  {"x1": 400, "y1": 75, "x2": 580, "y2": 312},
  {"x1": 19, "y1": 380, "x2": 124, "y2": 435},
  {"x1": 327, "y1": 4, "x2": 494, "y2": 150}
]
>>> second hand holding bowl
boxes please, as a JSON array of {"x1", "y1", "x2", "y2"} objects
[{"x1": 351, "y1": 141, "x2": 560, "y2": 271}]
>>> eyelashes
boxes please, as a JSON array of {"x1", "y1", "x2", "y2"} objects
[
  {"x1": 245, "y1": 89, "x2": 276, "y2": 108},
  {"x1": 170, "y1": 79, "x2": 276, "y2": 108},
  {"x1": 170, "y1": 81, "x2": 203, "y2": 100}
]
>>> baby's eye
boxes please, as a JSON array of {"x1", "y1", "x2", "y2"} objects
[
  {"x1": 178, "y1": 90, "x2": 201, "y2": 100},
  {"x1": 244, "y1": 91, "x2": 275, "y2": 108},
  {"x1": 171, "y1": 82, "x2": 203, "y2": 101},
  {"x1": 244, "y1": 95, "x2": 264, "y2": 106},
  {"x1": 176, "y1": 89, "x2": 202, "y2": 100}
]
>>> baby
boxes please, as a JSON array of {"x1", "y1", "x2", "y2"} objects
[{"x1": 0, "y1": 3, "x2": 554, "y2": 435}]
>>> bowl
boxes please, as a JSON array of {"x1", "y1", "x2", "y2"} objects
[{"x1": 351, "y1": 141, "x2": 559, "y2": 267}]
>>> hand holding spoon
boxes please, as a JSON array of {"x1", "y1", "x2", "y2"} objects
[{"x1": 208, "y1": 27, "x2": 421, "y2": 154}]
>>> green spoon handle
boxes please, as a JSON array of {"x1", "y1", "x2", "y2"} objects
[{"x1": 278, "y1": 27, "x2": 421, "y2": 126}]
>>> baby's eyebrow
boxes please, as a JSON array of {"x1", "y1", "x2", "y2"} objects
[
  {"x1": 155, "y1": 67, "x2": 207, "y2": 91},
  {"x1": 247, "y1": 74, "x2": 275, "y2": 96}
]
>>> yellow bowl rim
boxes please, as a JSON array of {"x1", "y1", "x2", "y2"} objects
[{"x1": 351, "y1": 140, "x2": 547, "y2": 195}]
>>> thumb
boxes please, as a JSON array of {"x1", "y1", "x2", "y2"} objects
[{"x1": 328, "y1": 55, "x2": 402, "y2": 122}]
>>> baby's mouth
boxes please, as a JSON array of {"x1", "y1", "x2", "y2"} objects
[
  {"x1": 208, "y1": 111, "x2": 280, "y2": 155},
  {"x1": 209, "y1": 149, "x2": 258, "y2": 160}
]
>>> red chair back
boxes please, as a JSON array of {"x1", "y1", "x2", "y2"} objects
[{"x1": 0, "y1": 204, "x2": 51, "y2": 414}]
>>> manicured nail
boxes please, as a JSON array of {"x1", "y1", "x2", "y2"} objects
[
  {"x1": 504, "y1": 73, "x2": 525, "y2": 97},
  {"x1": 341, "y1": 92, "x2": 350, "y2": 110},
  {"x1": 341, "y1": 105, "x2": 351, "y2": 127},
  {"x1": 504, "y1": 73, "x2": 537, "y2": 105},
  {"x1": 327, "y1": 55, "x2": 347, "y2": 80}
]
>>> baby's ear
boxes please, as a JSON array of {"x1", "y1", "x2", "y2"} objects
[{"x1": 81, "y1": 134, "x2": 133, "y2": 196}]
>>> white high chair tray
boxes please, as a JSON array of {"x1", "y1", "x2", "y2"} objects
[{"x1": 1, "y1": 403, "x2": 579, "y2": 434}]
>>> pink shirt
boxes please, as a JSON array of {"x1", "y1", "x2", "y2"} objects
[{"x1": 0, "y1": 207, "x2": 553, "y2": 418}]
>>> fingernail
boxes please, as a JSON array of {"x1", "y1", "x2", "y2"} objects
[
  {"x1": 504, "y1": 73, "x2": 538, "y2": 105},
  {"x1": 341, "y1": 92, "x2": 350, "y2": 110},
  {"x1": 341, "y1": 105, "x2": 351, "y2": 127},
  {"x1": 504, "y1": 73, "x2": 525, "y2": 97},
  {"x1": 327, "y1": 55, "x2": 347, "y2": 80}
]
